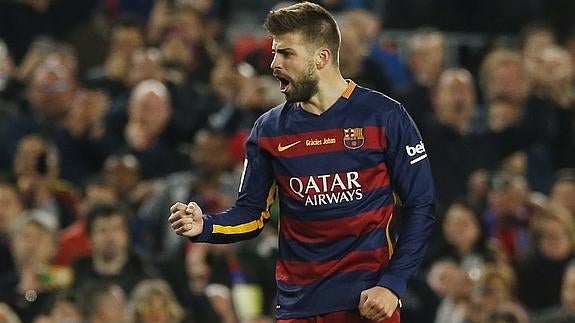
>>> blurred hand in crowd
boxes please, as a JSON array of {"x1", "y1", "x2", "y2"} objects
[{"x1": 66, "y1": 89, "x2": 110, "y2": 139}]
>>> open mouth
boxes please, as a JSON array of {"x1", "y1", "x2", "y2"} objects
[{"x1": 275, "y1": 74, "x2": 291, "y2": 93}]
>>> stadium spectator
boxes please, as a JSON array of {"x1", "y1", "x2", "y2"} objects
[
  {"x1": 72, "y1": 203, "x2": 155, "y2": 294},
  {"x1": 12, "y1": 134, "x2": 79, "y2": 228},
  {"x1": 54, "y1": 176, "x2": 119, "y2": 266},
  {"x1": 516, "y1": 203, "x2": 575, "y2": 310},
  {"x1": 483, "y1": 174, "x2": 532, "y2": 262},
  {"x1": 0, "y1": 210, "x2": 72, "y2": 322},
  {"x1": 400, "y1": 28, "x2": 447, "y2": 132},
  {"x1": 79, "y1": 282, "x2": 127, "y2": 323},
  {"x1": 119, "y1": 79, "x2": 190, "y2": 179},
  {"x1": 126, "y1": 279, "x2": 185, "y2": 323}
]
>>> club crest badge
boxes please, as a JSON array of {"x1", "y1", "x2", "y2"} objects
[{"x1": 343, "y1": 127, "x2": 365, "y2": 149}]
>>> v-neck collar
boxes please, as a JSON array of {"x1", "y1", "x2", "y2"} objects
[{"x1": 295, "y1": 80, "x2": 357, "y2": 118}]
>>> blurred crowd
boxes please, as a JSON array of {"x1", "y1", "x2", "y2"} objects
[{"x1": 0, "y1": 0, "x2": 574, "y2": 323}]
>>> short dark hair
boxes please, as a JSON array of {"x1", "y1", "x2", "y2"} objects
[
  {"x1": 79, "y1": 282, "x2": 122, "y2": 319},
  {"x1": 85, "y1": 202, "x2": 129, "y2": 236},
  {"x1": 263, "y1": 2, "x2": 340, "y2": 65}
]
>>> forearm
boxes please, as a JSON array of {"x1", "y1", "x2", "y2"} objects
[{"x1": 378, "y1": 202, "x2": 435, "y2": 297}]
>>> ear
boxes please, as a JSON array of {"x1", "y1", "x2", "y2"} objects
[{"x1": 315, "y1": 48, "x2": 331, "y2": 69}]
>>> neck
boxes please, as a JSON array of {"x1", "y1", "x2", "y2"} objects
[{"x1": 301, "y1": 68, "x2": 348, "y2": 115}]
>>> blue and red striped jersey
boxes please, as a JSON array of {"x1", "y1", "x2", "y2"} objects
[{"x1": 192, "y1": 81, "x2": 435, "y2": 318}]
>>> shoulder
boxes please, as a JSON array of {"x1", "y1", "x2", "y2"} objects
[
  {"x1": 256, "y1": 102, "x2": 289, "y2": 124},
  {"x1": 351, "y1": 85, "x2": 404, "y2": 113},
  {"x1": 251, "y1": 102, "x2": 298, "y2": 135}
]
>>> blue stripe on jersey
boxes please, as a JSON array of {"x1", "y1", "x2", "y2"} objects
[{"x1": 278, "y1": 228, "x2": 388, "y2": 262}]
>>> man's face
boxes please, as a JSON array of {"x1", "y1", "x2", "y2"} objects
[
  {"x1": 90, "y1": 214, "x2": 129, "y2": 262},
  {"x1": 29, "y1": 64, "x2": 75, "y2": 116},
  {"x1": 12, "y1": 222, "x2": 55, "y2": 268},
  {"x1": 270, "y1": 32, "x2": 319, "y2": 103}
]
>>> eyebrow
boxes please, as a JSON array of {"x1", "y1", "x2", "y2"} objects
[{"x1": 273, "y1": 48, "x2": 294, "y2": 55}]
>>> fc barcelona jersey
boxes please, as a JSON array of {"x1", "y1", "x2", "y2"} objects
[{"x1": 192, "y1": 81, "x2": 435, "y2": 318}]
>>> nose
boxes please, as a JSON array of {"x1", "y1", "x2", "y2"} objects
[{"x1": 270, "y1": 53, "x2": 280, "y2": 70}]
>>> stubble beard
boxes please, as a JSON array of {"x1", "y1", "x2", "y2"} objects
[{"x1": 285, "y1": 62, "x2": 319, "y2": 103}]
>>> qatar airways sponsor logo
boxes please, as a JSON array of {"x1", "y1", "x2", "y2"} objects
[
  {"x1": 289, "y1": 171, "x2": 363, "y2": 206},
  {"x1": 405, "y1": 140, "x2": 427, "y2": 165}
]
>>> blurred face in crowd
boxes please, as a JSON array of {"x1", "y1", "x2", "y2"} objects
[
  {"x1": 339, "y1": 25, "x2": 364, "y2": 78},
  {"x1": 499, "y1": 151, "x2": 527, "y2": 178},
  {"x1": 0, "y1": 184, "x2": 23, "y2": 235},
  {"x1": 408, "y1": 31, "x2": 446, "y2": 86},
  {"x1": 538, "y1": 46, "x2": 574, "y2": 94},
  {"x1": 210, "y1": 57, "x2": 246, "y2": 102},
  {"x1": 270, "y1": 32, "x2": 320, "y2": 103},
  {"x1": 345, "y1": 9, "x2": 381, "y2": 44},
  {"x1": 111, "y1": 25, "x2": 144, "y2": 55},
  {"x1": 90, "y1": 213, "x2": 129, "y2": 263},
  {"x1": 172, "y1": 8, "x2": 204, "y2": 42},
  {"x1": 28, "y1": 60, "x2": 76, "y2": 119},
  {"x1": 433, "y1": 69, "x2": 476, "y2": 132},
  {"x1": 13, "y1": 135, "x2": 58, "y2": 180},
  {"x1": 443, "y1": 204, "x2": 481, "y2": 254},
  {"x1": 488, "y1": 177, "x2": 528, "y2": 217},
  {"x1": 523, "y1": 28, "x2": 555, "y2": 61},
  {"x1": 191, "y1": 130, "x2": 231, "y2": 174},
  {"x1": 160, "y1": 33, "x2": 195, "y2": 70},
  {"x1": 562, "y1": 265, "x2": 575, "y2": 314},
  {"x1": 49, "y1": 298, "x2": 81, "y2": 323},
  {"x1": 128, "y1": 84, "x2": 171, "y2": 139},
  {"x1": 104, "y1": 155, "x2": 140, "y2": 197},
  {"x1": 551, "y1": 181, "x2": 575, "y2": 215},
  {"x1": 136, "y1": 293, "x2": 173, "y2": 323},
  {"x1": 536, "y1": 216, "x2": 573, "y2": 261},
  {"x1": 94, "y1": 285, "x2": 126, "y2": 323},
  {"x1": 12, "y1": 221, "x2": 55, "y2": 269},
  {"x1": 473, "y1": 274, "x2": 512, "y2": 316},
  {"x1": 426, "y1": 259, "x2": 461, "y2": 298},
  {"x1": 484, "y1": 60, "x2": 528, "y2": 104}
]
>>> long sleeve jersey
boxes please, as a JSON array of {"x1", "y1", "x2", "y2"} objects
[{"x1": 192, "y1": 81, "x2": 435, "y2": 319}]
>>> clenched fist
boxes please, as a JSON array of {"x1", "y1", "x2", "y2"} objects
[
  {"x1": 358, "y1": 286, "x2": 399, "y2": 321},
  {"x1": 168, "y1": 202, "x2": 205, "y2": 238}
]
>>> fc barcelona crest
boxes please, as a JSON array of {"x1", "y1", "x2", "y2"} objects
[{"x1": 343, "y1": 127, "x2": 365, "y2": 149}]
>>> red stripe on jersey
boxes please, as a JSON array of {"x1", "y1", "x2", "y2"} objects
[
  {"x1": 276, "y1": 163, "x2": 391, "y2": 202},
  {"x1": 280, "y1": 204, "x2": 394, "y2": 244},
  {"x1": 259, "y1": 126, "x2": 387, "y2": 157},
  {"x1": 276, "y1": 248, "x2": 389, "y2": 286}
]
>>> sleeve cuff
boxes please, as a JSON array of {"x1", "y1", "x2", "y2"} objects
[
  {"x1": 188, "y1": 215, "x2": 213, "y2": 242},
  {"x1": 378, "y1": 273, "x2": 407, "y2": 298}
]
